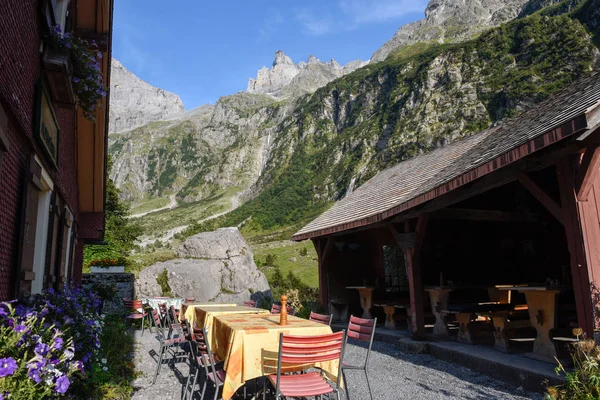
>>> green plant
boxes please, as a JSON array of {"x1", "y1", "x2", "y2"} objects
[
  {"x1": 156, "y1": 269, "x2": 172, "y2": 297},
  {"x1": 91, "y1": 283, "x2": 116, "y2": 301},
  {"x1": 46, "y1": 25, "x2": 106, "y2": 120},
  {"x1": 265, "y1": 253, "x2": 278, "y2": 266},
  {"x1": 546, "y1": 330, "x2": 600, "y2": 399},
  {"x1": 299, "y1": 247, "x2": 308, "y2": 257},
  {"x1": 89, "y1": 257, "x2": 127, "y2": 268}
]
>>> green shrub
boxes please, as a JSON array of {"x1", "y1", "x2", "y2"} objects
[
  {"x1": 546, "y1": 330, "x2": 600, "y2": 399},
  {"x1": 299, "y1": 247, "x2": 308, "y2": 257},
  {"x1": 156, "y1": 269, "x2": 172, "y2": 297}
]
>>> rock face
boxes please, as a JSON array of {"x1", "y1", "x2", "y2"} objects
[
  {"x1": 371, "y1": 0, "x2": 529, "y2": 63},
  {"x1": 247, "y1": 50, "x2": 367, "y2": 99},
  {"x1": 109, "y1": 59, "x2": 186, "y2": 134},
  {"x1": 135, "y1": 228, "x2": 270, "y2": 303}
]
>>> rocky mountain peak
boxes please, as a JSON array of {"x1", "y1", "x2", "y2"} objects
[
  {"x1": 273, "y1": 50, "x2": 293, "y2": 66},
  {"x1": 109, "y1": 58, "x2": 185, "y2": 134},
  {"x1": 247, "y1": 51, "x2": 366, "y2": 99},
  {"x1": 371, "y1": 0, "x2": 529, "y2": 63}
]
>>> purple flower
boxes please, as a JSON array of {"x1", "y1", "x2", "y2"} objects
[
  {"x1": 64, "y1": 316, "x2": 73, "y2": 325},
  {"x1": 35, "y1": 343, "x2": 50, "y2": 356},
  {"x1": 54, "y1": 25, "x2": 62, "y2": 33},
  {"x1": 0, "y1": 304, "x2": 8, "y2": 317},
  {"x1": 97, "y1": 51, "x2": 103, "y2": 59},
  {"x1": 0, "y1": 357, "x2": 17, "y2": 377},
  {"x1": 73, "y1": 77, "x2": 80, "y2": 83},
  {"x1": 28, "y1": 368, "x2": 41, "y2": 383},
  {"x1": 14, "y1": 324, "x2": 27, "y2": 333},
  {"x1": 55, "y1": 375, "x2": 70, "y2": 394},
  {"x1": 52, "y1": 337, "x2": 63, "y2": 350}
]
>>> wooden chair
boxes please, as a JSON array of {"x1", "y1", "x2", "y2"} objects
[
  {"x1": 244, "y1": 300, "x2": 257, "y2": 308},
  {"x1": 150, "y1": 308, "x2": 188, "y2": 384},
  {"x1": 264, "y1": 331, "x2": 346, "y2": 399},
  {"x1": 342, "y1": 315, "x2": 377, "y2": 400},
  {"x1": 271, "y1": 303, "x2": 296, "y2": 316},
  {"x1": 184, "y1": 326, "x2": 225, "y2": 400},
  {"x1": 123, "y1": 299, "x2": 148, "y2": 336},
  {"x1": 309, "y1": 311, "x2": 333, "y2": 326}
]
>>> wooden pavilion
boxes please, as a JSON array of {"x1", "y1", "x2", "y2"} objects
[{"x1": 292, "y1": 71, "x2": 600, "y2": 352}]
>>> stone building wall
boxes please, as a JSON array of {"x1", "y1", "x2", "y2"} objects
[{"x1": 82, "y1": 273, "x2": 134, "y2": 314}]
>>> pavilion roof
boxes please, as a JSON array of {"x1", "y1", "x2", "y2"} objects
[{"x1": 292, "y1": 71, "x2": 600, "y2": 241}]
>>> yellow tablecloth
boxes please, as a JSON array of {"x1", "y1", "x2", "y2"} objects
[
  {"x1": 190, "y1": 305, "x2": 269, "y2": 337},
  {"x1": 181, "y1": 303, "x2": 237, "y2": 325},
  {"x1": 212, "y1": 314, "x2": 337, "y2": 400}
]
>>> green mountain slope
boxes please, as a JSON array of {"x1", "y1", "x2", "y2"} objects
[{"x1": 180, "y1": 7, "x2": 598, "y2": 240}]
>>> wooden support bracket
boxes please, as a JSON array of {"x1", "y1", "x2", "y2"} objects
[{"x1": 517, "y1": 173, "x2": 564, "y2": 226}]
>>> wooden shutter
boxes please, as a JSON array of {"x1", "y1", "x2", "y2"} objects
[
  {"x1": 57, "y1": 207, "x2": 73, "y2": 290},
  {"x1": 44, "y1": 193, "x2": 62, "y2": 289},
  {"x1": 15, "y1": 156, "x2": 44, "y2": 297}
]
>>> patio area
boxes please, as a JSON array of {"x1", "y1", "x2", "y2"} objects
[{"x1": 129, "y1": 329, "x2": 542, "y2": 399}]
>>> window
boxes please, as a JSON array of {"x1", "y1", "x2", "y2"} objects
[
  {"x1": 51, "y1": 0, "x2": 71, "y2": 31},
  {"x1": 382, "y1": 245, "x2": 408, "y2": 292},
  {"x1": 30, "y1": 158, "x2": 54, "y2": 295}
]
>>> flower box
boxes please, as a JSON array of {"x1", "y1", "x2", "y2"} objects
[
  {"x1": 42, "y1": 46, "x2": 76, "y2": 106},
  {"x1": 90, "y1": 266, "x2": 125, "y2": 273}
]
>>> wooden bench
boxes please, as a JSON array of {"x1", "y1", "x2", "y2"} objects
[
  {"x1": 477, "y1": 308, "x2": 535, "y2": 352},
  {"x1": 445, "y1": 303, "x2": 514, "y2": 345}
]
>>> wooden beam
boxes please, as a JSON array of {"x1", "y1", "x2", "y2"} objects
[
  {"x1": 392, "y1": 215, "x2": 429, "y2": 339},
  {"x1": 432, "y1": 208, "x2": 542, "y2": 223},
  {"x1": 517, "y1": 173, "x2": 564, "y2": 226},
  {"x1": 575, "y1": 145, "x2": 600, "y2": 201},
  {"x1": 312, "y1": 237, "x2": 332, "y2": 308},
  {"x1": 557, "y1": 157, "x2": 595, "y2": 336}
]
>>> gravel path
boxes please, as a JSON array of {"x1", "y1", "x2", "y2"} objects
[{"x1": 130, "y1": 329, "x2": 542, "y2": 400}]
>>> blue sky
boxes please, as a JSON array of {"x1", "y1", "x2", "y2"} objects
[{"x1": 112, "y1": 0, "x2": 428, "y2": 109}]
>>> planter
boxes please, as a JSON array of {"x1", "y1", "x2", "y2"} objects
[
  {"x1": 42, "y1": 46, "x2": 76, "y2": 106},
  {"x1": 90, "y1": 266, "x2": 125, "y2": 273}
]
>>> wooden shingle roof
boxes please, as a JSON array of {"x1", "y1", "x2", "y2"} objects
[{"x1": 292, "y1": 71, "x2": 600, "y2": 241}]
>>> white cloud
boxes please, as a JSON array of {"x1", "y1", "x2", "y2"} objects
[
  {"x1": 295, "y1": 8, "x2": 333, "y2": 36},
  {"x1": 259, "y1": 11, "x2": 285, "y2": 38},
  {"x1": 339, "y1": 0, "x2": 427, "y2": 24}
]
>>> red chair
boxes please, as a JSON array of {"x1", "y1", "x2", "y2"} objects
[
  {"x1": 243, "y1": 300, "x2": 257, "y2": 307},
  {"x1": 185, "y1": 297, "x2": 196, "y2": 303},
  {"x1": 271, "y1": 303, "x2": 296, "y2": 316},
  {"x1": 123, "y1": 299, "x2": 148, "y2": 336},
  {"x1": 264, "y1": 331, "x2": 346, "y2": 399},
  {"x1": 309, "y1": 311, "x2": 333, "y2": 326},
  {"x1": 342, "y1": 315, "x2": 377, "y2": 400}
]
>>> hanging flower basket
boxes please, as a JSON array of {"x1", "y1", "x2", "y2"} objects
[
  {"x1": 89, "y1": 257, "x2": 126, "y2": 273},
  {"x1": 45, "y1": 25, "x2": 107, "y2": 121},
  {"x1": 90, "y1": 266, "x2": 125, "y2": 273}
]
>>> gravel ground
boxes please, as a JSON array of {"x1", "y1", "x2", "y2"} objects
[{"x1": 130, "y1": 329, "x2": 542, "y2": 400}]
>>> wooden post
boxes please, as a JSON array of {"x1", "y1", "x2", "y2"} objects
[
  {"x1": 557, "y1": 157, "x2": 595, "y2": 335},
  {"x1": 312, "y1": 238, "x2": 332, "y2": 310},
  {"x1": 390, "y1": 214, "x2": 429, "y2": 339}
]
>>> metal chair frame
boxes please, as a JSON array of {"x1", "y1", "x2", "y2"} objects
[
  {"x1": 309, "y1": 311, "x2": 333, "y2": 326},
  {"x1": 183, "y1": 326, "x2": 224, "y2": 400},
  {"x1": 342, "y1": 315, "x2": 377, "y2": 400},
  {"x1": 264, "y1": 331, "x2": 346, "y2": 400},
  {"x1": 150, "y1": 308, "x2": 188, "y2": 384}
]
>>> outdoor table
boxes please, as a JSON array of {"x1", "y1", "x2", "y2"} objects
[
  {"x1": 181, "y1": 302, "x2": 237, "y2": 323},
  {"x1": 211, "y1": 314, "x2": 337, "y2": 400},
  {"x1": 373, "y1": 302, "x2": 409, "y2": 329},
  {"x1": 446, "y1": 303, "x2": 513, "y2": 344},
  {"x1": 187, "y1": 305, "x2": 269, "y2": 335},
  {"x1": 141, "y1": 297, "x2": 185, "y2": 310},
  {"x1": 498, "y1": 286, "x2": 566, "y2": 363},
  {"x1": 425, "y1": 287, "x2": 455, "y2": 336},
  {"x1": 346, "y1": 286, "x2": 376, "y2": 319}
]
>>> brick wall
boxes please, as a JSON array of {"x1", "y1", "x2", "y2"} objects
[{"x1": 0, "y1": 1, "x2": 92, "y2": 299}]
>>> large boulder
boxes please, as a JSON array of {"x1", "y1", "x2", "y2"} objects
[{"x1": 135, "y1": 228, "x2": 270, "y2": 303}]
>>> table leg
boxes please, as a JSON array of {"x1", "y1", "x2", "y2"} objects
[
  {"x1": 357, "y1": 289, "x2": 373, "y2": 319},
  {"x1": 456, "y1": 313, "x2": 473, "y2": 344},
  {"x1": 383, "y1": 306, "x2": 396, "y2": 329},
  {"x1": 429, "y1": 290, "x2": 450, "y2": 337},
  {"x1": 524, "y1": 292, "x2": 558, "y2": 362},
  {"x1": 491, "y1": 316, "x2": 509, "y2": 352}
]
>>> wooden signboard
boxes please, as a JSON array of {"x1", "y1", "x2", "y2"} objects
[{"x1": 34, "y1": 81, "x2": 60, "y2": 168}]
